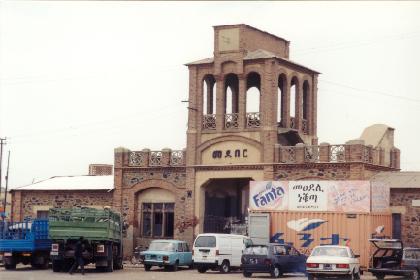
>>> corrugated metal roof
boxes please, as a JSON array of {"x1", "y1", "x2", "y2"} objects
[
  {"x1": 11, "y1": 175, "x2": 114, "y2": 191},
  {"x1": 371, "y1": 172, "x2": 420, "y2": 189}
]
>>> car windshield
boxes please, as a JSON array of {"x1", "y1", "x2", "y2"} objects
[
  {"x1": 194, "y1": 236, "x2": 216, "y2": 248},
  {"x1": 148, "y1": 242, "x2": 175, "y2": 252},
  {"x1": 404, "y1": 249, "x2": 420, "y2": 260},
  {"x1": 244, "y1": 245, "x2": 268, "y2": 255},
  {"x1": 311, "y1": 247, "x2": 349, "y2": 257}
]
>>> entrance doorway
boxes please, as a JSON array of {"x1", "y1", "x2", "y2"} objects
[{"x1": 202, "y1": 178, "x2": 250, "y2": 234}]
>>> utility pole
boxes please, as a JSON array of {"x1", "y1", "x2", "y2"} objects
[
  {"x1": 0, "y1": 138, "x2": 6, "y2": 212},
  {"x1": 3, "y1": 151, "x2": 10, "y2": 220}
]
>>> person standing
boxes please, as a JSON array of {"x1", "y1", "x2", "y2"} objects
[{"x1": 69, "y1": 237, "x2": 85, "y2": 275}]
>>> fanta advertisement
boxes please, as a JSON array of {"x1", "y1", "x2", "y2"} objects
[{"x1": 250, "y1": 181, "x2": 388, "y2": 212}]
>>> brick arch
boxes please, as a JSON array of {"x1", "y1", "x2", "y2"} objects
[
  {"x1": 128, "y1": 179, "x2": 179, "y2": 228},
  {"x1": 196, "y1": 135, "x2": 263, "y2": 163}
]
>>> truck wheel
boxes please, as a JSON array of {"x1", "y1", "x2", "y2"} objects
[
  {"x1": 106, "y1": 256, "x2": 114, "y2": 272},
  {"x1": 219, "y1": 260, "x2": 230, "y2": 273},
  {"x1": 144, "y1": 264, "x2": 152, "y2": 271},
  {"x1": 5, "y1": 263, "x2": 16, "y2": 270},
  {"x1": 52, "y1": 260, "x2": 62, "y2": 272},
  {"x1": 197, "y1": 267, "x2": 207, "y2": 273}
]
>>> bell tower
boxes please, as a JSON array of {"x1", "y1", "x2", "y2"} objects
[{"x1": 185, "y1": 24, "x2": 319, "y2": 167}]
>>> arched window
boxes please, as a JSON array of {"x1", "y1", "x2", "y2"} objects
[
  {"x1": 246, "y1": 72, "x2": 261, "y2": 128},
  {"x1": 203, "y1": 75, "x2": 216, "y2": 115},
  {"x1": 290, "y1": 76, "x2": 299, "y2": 129},
  {"x1": 202, "y1": 75, "x2": 216, "y2": 130},
  {"x1": 277, "y1": 74, "x2": 287, "y2": 126},
  {"x1": 224, "y1": 73, "x2": 239, "y2": 129}
]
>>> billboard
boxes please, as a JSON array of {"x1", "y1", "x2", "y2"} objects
[{"x1": 250, "y1": 181, "x2": 373, "y2": 212}]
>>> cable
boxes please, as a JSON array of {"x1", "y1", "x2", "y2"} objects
[{"x1": 319, "y1": 79, "x2": 420, "y2": 103}]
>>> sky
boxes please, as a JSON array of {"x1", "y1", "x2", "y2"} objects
[{"x1": 1, "y1": 1, "x2": 420, "y2": 188}]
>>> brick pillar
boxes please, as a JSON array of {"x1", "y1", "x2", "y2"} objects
[
  {"x1": 238, "y1": 76, "x2": 246, "y2": 129},
  {"x1": 345, "y1": 140, "x2": 364, "y2": 162},
  {"x1": 295, "y1": 81, "x2": 302, "y2": 130},
  {"x1": 319, "y1": 142, "x2": 330, "y2": 162},
  {"x1": 141, "y1": 148, "x2": 150, "y2": 167},
  {"x1": 282, "y1": 78, "x2": 291, "y2": 128},
  {"x1": 379, "y1": 148, "x2": 385, "y2": 166},
  {"x1": 274, "y1": 144, "x2": 280, "y2": 162},
  {"x1": 312, "y1": 75, "x2": 318, "y2": 136},
  {"x1": 215, "y1": 76, "x2": 225, "y2": 132},
  {"x1": 295, "y1": 143, "x2": 305, "y2": 163},
  {"x1": 161, "y1": 148, "x2": 171, "y2": 166}
]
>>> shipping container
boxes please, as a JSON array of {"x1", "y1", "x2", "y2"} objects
[{"x1": 249, "y1": 211, "x2": 392, "y2": 268}]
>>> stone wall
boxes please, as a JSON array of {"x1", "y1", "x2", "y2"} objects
[
  {"x1": 390, "y1": 188, "x2": 420, "y2": 247},
  {"x1": 12, "y1": 190, "x2": 113, "y2": 220},
  {"x1": 274, "y1": 163, "x2": 352, "y2": 180}
]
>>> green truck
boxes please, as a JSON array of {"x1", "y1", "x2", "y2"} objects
[{"x1": 48, "y1": 207, "x2": 123, "y2": 272}]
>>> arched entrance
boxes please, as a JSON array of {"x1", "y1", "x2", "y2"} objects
[{"x1": 202, "y1": 178, "x2": 251, "y2": 234}]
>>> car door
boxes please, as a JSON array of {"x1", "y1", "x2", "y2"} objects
[
  {"x1": 177, "y1": 242, "x2": 184, "y2": 264},
  {"x1": 290, "y1": 246, "x2": 306, "y2": 273},
  {"x1": 273, "y1": 245, "x2": 288, "y2": 270},
  {"x1": 183, "y1": 242, "x2": 192, "y2": 265}
]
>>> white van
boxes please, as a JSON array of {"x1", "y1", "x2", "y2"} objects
[{"x1": 192, "y1": 233, "x2": 253, "y2": 273}]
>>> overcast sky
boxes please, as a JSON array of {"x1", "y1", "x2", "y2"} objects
[{"x1": 1, "y1": 1, "x2": 420, "y2": 188}]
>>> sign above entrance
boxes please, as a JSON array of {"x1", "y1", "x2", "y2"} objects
[
  {"x1": 250, "y1": 181, "x2": 376, "y2": 213},
  {"x1": 201, "y1": 140, "x2": 260, "y2": 165}
]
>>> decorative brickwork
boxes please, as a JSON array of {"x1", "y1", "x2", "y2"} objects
[
  {"x1": 122, "y1": 169, "x2": 186, "y2": 188},
  {"x1": 274, "y1": 164, "x2": 351, "y2": 180}
]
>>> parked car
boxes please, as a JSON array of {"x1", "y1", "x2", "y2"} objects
[
  {"x1": 368, "y1": 238, "x2": 419, "y2": 280},
  {"x1": 192, "y1": 233, "x2": 252, "y2": 273},
  {"x1": 139, "y1": 240, "x2": 192, "y2": 271},
  {"x1": 241, "y1": 243, "x2": 307, "y2": 278},
  {"x1": 306, "y1": 245, "x2": 361, "y2": 279}
]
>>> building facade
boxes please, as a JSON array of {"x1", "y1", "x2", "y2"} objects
[{"x1": 112, "y1": 25, "x2": 401, "y2": 255}]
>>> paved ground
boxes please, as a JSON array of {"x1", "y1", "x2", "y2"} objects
[{"x1": 0, "y1": 264, "x2": 405, "y2": 280}]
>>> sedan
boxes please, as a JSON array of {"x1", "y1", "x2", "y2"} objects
[
  {"x1": 306, "y1": 245, "x2": 361, "y2": 280},
  {"x1": 139, "y1": 240, "x2": 193, "y2": 271}
]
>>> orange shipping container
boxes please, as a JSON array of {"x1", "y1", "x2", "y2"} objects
[{"x1": 265, "y1": 211, "x2": 392, "y2": 268}]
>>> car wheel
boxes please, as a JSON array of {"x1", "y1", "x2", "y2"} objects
[
  {"x1": 144, "y1": 264, "x2": 152, "y2": 271},
  {"x1": 270, "y1": 265, "x2": 281, "y2": 278},
  {"x1": 353, "y1": 270, "x2": 361, "y2": 280},
  {"x1": 219, "y1": 260, "x2": 230, "y2": 273},
  {"x1": 197, "y1": 267, "x2": 207, "y2": 273},
  {"x1": 172, "y1": 261, "x2": 179, "y2": 272},
  {"x1": 243, "y1": 271, "x2": 252, "y2": 277},
  {"x1": 307, "y1": 274, "x2": 315, "y2": 280},
  {"x1": 412, "y1": 269, "x2": 420, "y2": 280},
  {"x1": 374, "y1": 273, "x2": 385, "y2": 280}
]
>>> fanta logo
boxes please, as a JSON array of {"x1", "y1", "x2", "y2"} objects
[
  {"x1": 287, "y1": 218, "x2": 326, "y2": 232},
  {"x1": 253, "y1": 182, "x2": 285, "y2": 207}
]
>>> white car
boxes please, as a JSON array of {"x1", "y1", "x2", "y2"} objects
[{"x1": 306, "y1": 245, "x2": 361, "y2": 280}]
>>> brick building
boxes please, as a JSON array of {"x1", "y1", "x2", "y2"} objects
[
  {"x1": 10, "y1": 25, "x2": 408, "y2": 257},
  {"x1": 112, "y1": 25, "x2": 401, "y2": 255},
  {"x1": 10, "y1": 164, "x2": 113, "y2": 220}
]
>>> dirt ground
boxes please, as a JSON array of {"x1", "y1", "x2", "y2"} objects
[{"x1": 0, "y1": 264, "x2": 405, "y2": 280}]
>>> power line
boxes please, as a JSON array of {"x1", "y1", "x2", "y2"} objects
[{"x1": 319, "y1": 79, "x2": 420, "y2": 103}]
